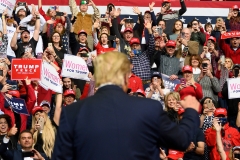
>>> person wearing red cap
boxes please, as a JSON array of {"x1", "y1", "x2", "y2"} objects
[
  {"x1": 205, "y1": 108, "x2": 240, "y2": 160},
  {"x1": 159, "y1": 40, "x2": 180, "y2": 80},
  {"x1": 225, "y1": 5, "x2": 240, "y2": 32},
  {"x1": 156, "y1": 0, "x2": 186, "y2": 35},
  {"x1": 31, "y1": 106, "x2": 57, "y2": 159},
  {"x1": 200, "y1": 36, "x2": 220, "y2": 74},
  {"x1": 63, "y1": 89, "x2": 77, "y2": 106},
  {"x1": 175, "y1": 65, "x2": 203, "y2": 101},
  {"x1": 128, "y1": 22, "x2": 155, "y2": 88}
]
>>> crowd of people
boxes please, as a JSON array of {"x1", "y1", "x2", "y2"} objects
[{"x1": 0, "y1": 0, "x2": 238, "y2": 159}]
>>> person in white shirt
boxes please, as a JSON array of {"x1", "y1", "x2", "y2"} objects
[{"x1": 19, "y1": 5, "x2": 46, "y2": 55}]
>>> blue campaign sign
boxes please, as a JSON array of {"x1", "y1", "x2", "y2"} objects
[
  {"x1": 5, "y1": 97, "x2": 29, "y2": 116},
  {"x1": 161, "y1": 74, "x2": 180, "y2": 92}
]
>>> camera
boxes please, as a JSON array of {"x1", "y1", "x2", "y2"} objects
[
  {"x1": 18, "y1": 2, "x2": 26, "y2": 6},
  {"x1": 56, "y1": 12, "x2": 64, "y2": 16},
  {"x1": 9, "y1": 85, "x2": 18, "y2": 90},
  {"x1": 202, "y1": 63, "x2": 208, "y2": 68},
  {"x1": 218, "y1": 117, "x2": 227, "y2": 125}
]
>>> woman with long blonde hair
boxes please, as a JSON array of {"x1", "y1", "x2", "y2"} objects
[{"x1": 31, "y1": 106, "x2": 56, "y2": 159}]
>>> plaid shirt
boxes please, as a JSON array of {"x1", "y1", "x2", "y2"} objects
[
  {"x1": 132, "y1": 34, "x2": 155, "y2": 81},
  {"x1": 0, "y1": 34, "x2": 8, "y2": 57}
]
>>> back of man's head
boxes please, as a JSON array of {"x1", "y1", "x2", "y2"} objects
[{"x1": 94, "y1": 51, "x2": 131, "y2": 90}]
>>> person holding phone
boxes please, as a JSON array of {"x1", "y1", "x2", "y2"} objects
[
  {"x1": 12, "y1": 2, "x2": 30, "y2": 25},
  {"x1": 31, "y1": 106, "x2": 57, "y2": 159},
  {"x1": 0, "y1": 130, "x2": 47, "y2": 160},
  {"x1": 175, "y1": 65, "x2": 203, "y2": 102},
  {"x1": 230, "y1": 146, "x2": 240, "y2": 160},
  {"x1": 145, "y1": 72, "x2": 170, "y2": 108},
  {"x1": 195, "y1": 58, "x2": 221, "y2": 102},
  {"x1": 225, "y1": 5, "x2": 240, "y2": 32},
  {"x1": 205, "y1": 108, "x2": 240, "y2": 160}
]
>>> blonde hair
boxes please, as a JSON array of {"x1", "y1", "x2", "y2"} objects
[
  {"x1": 226, "y1": 57, "x2": 234, "y2": 69},
  {"x1": 32, "y1": 113, "x2": 56, "y2": 158},
  {"x1": 164, "y1": 92, "x2": 180, "y2": 111},
  {"x1": 94, "y1": 51, "x2": 131, "y2": 87}
]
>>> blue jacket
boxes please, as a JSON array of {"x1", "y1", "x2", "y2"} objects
[{"x1": 52, "y1": 85, "x2": 200, "y2": 160}]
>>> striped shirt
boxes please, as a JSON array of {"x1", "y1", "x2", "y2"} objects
[{"x1": 132, "y1": 34, "x2": 155, "y2": 81}]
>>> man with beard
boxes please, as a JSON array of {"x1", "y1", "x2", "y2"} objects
[
  {"x1": 10, "y1": 10, "x2": 40, "y2": 58},
  {"x1": 19, "y1": 5, "x2": 46, "y2": 54},
  {"x1": 156, "y1": 0, "x2": 187, "y2": 35}
]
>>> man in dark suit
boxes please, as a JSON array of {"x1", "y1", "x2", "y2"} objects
[
  {"x1": 52, "y1": 51, "x2": 200, "y2": 160},
  {"x1": 0, "y1": 130, "x2": 48, "y2": 160}
]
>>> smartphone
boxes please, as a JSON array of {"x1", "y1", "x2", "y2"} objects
[
  {"x1": 234, "y1": 153, "x2": 240, "y2": 159},
  {"x1": 206, "y1": 100, "x2": 213, "y2": 109},
  {"x1": 48, "y1": 43, "x2": 52, "y2": 47},
  {"x1": 183, "y1": 46, "x2": 189, "y2": 53},
  {"x1": 220, "y1": 55, "x2": 225, "y2": 65},
  {"x1": 108, "y1": 6, "x2": 112, "y2": 13},
  {"x1": 234, "y1": 69, "x2": 239, "y2": 78},
  {"x1": 108, "y1": 35, "x2": 116, "y2": 41},
  {"x1": 0, "y1": 70, "x2": 3, "y2": 76},
  {"x1": 56, "y1": 12, "x2": 64, "y2": 16},
  {"x1": 181, "y1": 32, "x2": 185, "y2": 39},
  {"x1": 22, "y1": 151, "x2": 34, "y2": 157},
  {"x1": 180, "y1": 78, "x2": 186, "y2": 85},
  {"x1": 153, "y1": 77, "x2": 158, "y2": 81},
  {"x1": 100, "y1": 18, "x2": 108, "y2": 23},
  {"x1": 155, "y1": 27, "x2": 162, "y2": 36},
  {"x1": 38, "y1": 117, "x2": 45, "y2": 130},
  {"x1": 37, "y1": 53, "x2": 43, "y2": 59},
  {"x1": 202, "y1": 63, "x2": 208, "y2": 68},
  {"x1": 19, "y1": 26, "x2": 27, "y2": 30},
  {"x1": 9, "y1": 85, "x2": 18, "y2": 90},
  {"x1": 18, "y1": 2, "x2": 26, "y2": 6},
  {"x1": 218, "y1": 117, "x2": 227, "y2": 125}
]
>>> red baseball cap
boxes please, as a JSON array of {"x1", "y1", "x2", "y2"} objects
[
  {"x1": 155, "y1": 36, "x2": 163, "y2": 41},
  {"x1": 63, "y1": 89, "x2": 76, "y2": 97},
  {"x1": 166, "y1": 40, "x2": 176, "y2": 48},
  {"x1": 208, "y1": 36, "x2": 216, "y2": 43},
  {"x1": 178, "y1": 108, "x2": 185, "y2": 115},
  {"x1": 123, "y1": 27, "x2": 133, "y2": 33},
  {"x1": 182, "y1": 65, "x2": 193, "y2": 73},
  {"x1": 78, "y1": 30, "x2": 87, "y2": 37},
  {"x1": 136, "y1": 89, "x2": 146, "y2": 97},
  {"x1": 78, "y1": 47, "x2": 89, "y2": 53},
  {"x1": 8, "y1": 90, "x2": 20, "y2": 98},
  {"x1": 214, "y1": 108, "x2": 227, "y2": 117},
  {"x1": 32, "y1": 106, "x2": 44, "y2": 115},
  {"x1": 168, "y1": 150, "x2": 184, "y2": 159},
  {"x1": 129, "y1": 38, "x2": 140, "y2": 46},
  {"x1": 163, "y1": 0, "x2": 171, "y2": 2},
  {"x1": 232, "y1": 5, "x2": 239, "y2": 10}
]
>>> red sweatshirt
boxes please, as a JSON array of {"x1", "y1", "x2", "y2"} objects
[
  {"x1": 95, "y1": 43, "x2": 115, "y2": 55},
  {"x1": 39, "y1": 7, "x2": 65, "y2": 25},
  {"x1": 0, "y1": 84, "x2": 36, "y2": 132},
  {"x1": 219, "y1": 39, "x2": 240, "y2": 64},
  {"x1": 174, "y1": 83, "x2": 203, "y2": 101},
  {"x1": 128, "y1": 73, "x2": 144, "y2": 93},
  {"x1": 205, "y1": 123, "x2": 240, "y2": 160}
]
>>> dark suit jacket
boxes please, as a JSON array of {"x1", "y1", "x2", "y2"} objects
[
  {"x1": 52, "y1": 85, "x2": 200, "y2": 160},
  {"x1": 0, "y1": 141, "x2": 49, "y2": 160}
]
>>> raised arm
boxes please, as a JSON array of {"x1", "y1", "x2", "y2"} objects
[
  {"x1": 10, "y1": 26, "x2": 21, "y2": 51},
  {"x1": 54, "y1": 93, "x2": 62, "y2": 126},
  {"x1": 19, "y1": 14, "x2": 33, "y2": 26},
  {"x1": 179, "y1": 0, "x2": 187, "y2": 16},
  {"x1": 1, "y1": 9, "x2": 7, "y2": 34},
  {"x1": 90, "y1": 0, "x2": 100, "y2": 20},
  {"x1": 69, "y1": 0, "x2": 78, "y2": 17},
  {"x1": 33, "y1": 11, "x2": 41, "y2": 41}
]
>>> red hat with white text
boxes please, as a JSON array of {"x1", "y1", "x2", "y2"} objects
[
  {"x1": 32, "y1": 106, "x2": 44, "y2": 115},
  {"x1": 232, "y1": 5, "x2": 239, "y2": 10},
  {"x1": 214, "y1": 108, "x2": 227, "y2": 117},
  {"x1": 129, "y1": 38, "x2": 140, "y2": 46},
  {"x1": 135, "y1": 89, "x2": 146, "y2": 97},
  {"x1": 63, "y1": 89, "x2": 76, "y2": 97},
  {"x1": 182, "y1": 65, "x2": 193, "y2": 73},
  {"x1": 166, "y1": 40, "x2": 176, "y2": 47},
  {"x1": 123, "y1": 27, "x2": 133, "y2": 33},
  {"x1": 208, "y1": 36, "x2": 216, "y2": 43}
]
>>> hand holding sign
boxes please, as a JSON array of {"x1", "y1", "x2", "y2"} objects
[
  {"x1": 7, "y1": 124, "x2": 18, "y2": 137},
  {"x1": 25, "y1": 77, "x2": 31, "y2": 85}
]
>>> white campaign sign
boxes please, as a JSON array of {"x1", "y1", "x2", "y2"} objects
[
  {"x1": 0, "y1": 0, "x2": 16, "y2": 15},
  {"x1": 61, "y1": 54, "x2": 89, "y2": 80},
  {"x1": 40, "y1": 62, "x2": 62, "y2": 93},
  {"x1": 227, "y1": 78, "x2": 240, "y2": 99}
]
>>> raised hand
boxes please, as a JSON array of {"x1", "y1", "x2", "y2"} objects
[
  {"x1": 132, "y1": 7, "x2": 140, "y2": 15},
  {"x1": 2, "y1": 8, "x2": 8, "y2": 16},
  {"x1": 25, "y1": 76, "x2": 31, "y2": 85},
  {"x1": 113, "y1": 8, "x2": 121, "y2": 17},
  {"x1": 149, "y1": 2, "x2": 155, "y2": 11},
  {"x1": 144, "y1": 21, "x2": 152, "y2": 30},
  {"x1": 7, "y1": 124, "x2": 18, "y2": 137}
]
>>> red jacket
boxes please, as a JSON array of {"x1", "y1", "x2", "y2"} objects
[
  {"x1": 128, "y1": 74, "x2": 144, "y2": 93},
  {"x1": 0, "y1": 84, "x2": 36, "y2": 132},
  {"x1": 174, "y1": 83, "x2": 203, "y2": 101},
  {"x1": 95, "y1": 43, "x2": 115, "y2": 55},
  {"x1": 219, "y1": 39, "x2": 240, "y2": 64},
  {"x1": 205, "y1": 123, "x2": 240, "y2": 160},
  {"x1": 80, "y1": 83, "x2": 90, "y2": 100},
  {"x1": 39, "y1": 7, "x2": 65, "y2": 25}
]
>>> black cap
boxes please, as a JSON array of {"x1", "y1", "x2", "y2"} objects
[
  {"x1": 151, "y1": 72, "x2": 162, "y2": 79},
  {"x1": 21, "y1": 29, "x2": 30, "y2": 35},
  {"x1": 125, "y1": 18, "x2": 134, "y2": 24},
  {"x1": 233, "y1": 64, "x2": 240, "y2": 69}
]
